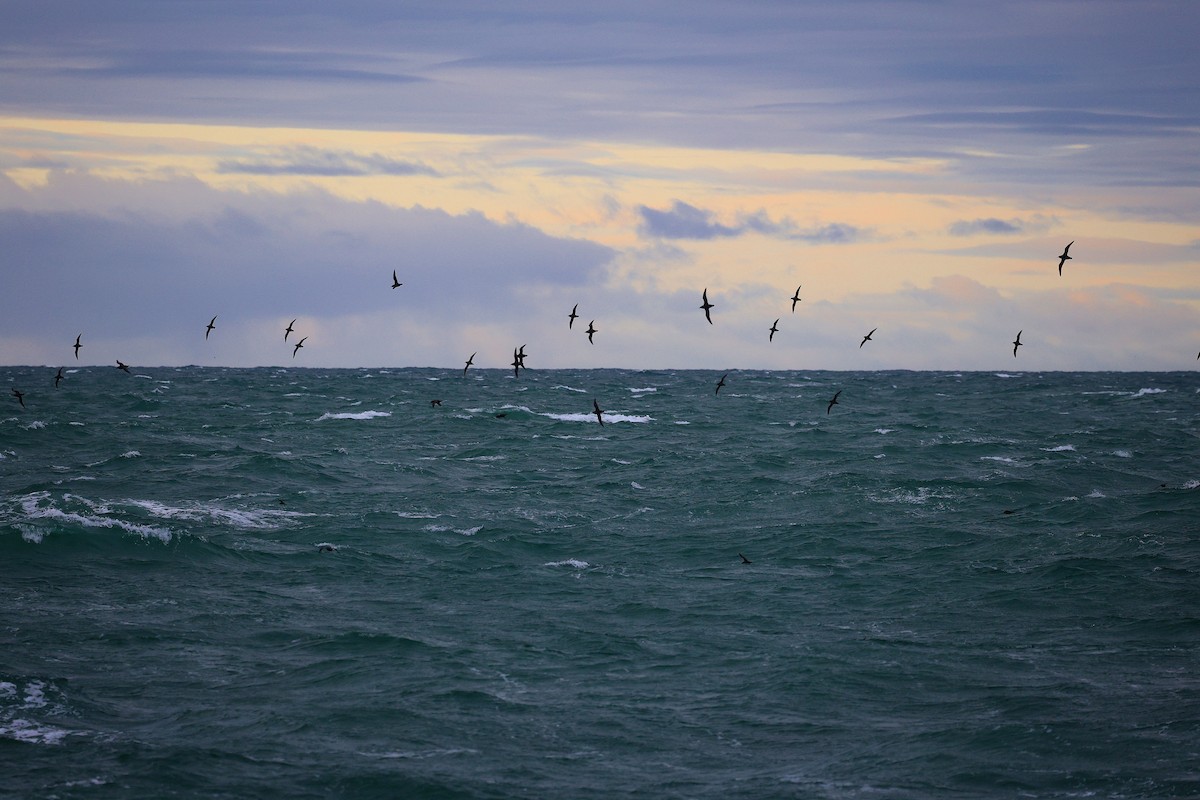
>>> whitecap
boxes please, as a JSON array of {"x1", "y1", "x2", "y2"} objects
[
  {"x1": 993, "y1": 373, "x2": 1020, "y2": 378},
  {"x1": 540, "y1": 411, "x2": 652, "y2": 424},
  {"x1": 1112, "y1": 450, "x2": 1132, "y2": 458},
  {"x1": 627, "y1": 387, "x2": 657, "y2": 393},
  {"x1": 120, "y1": 450, "x2": 141, "y2": 458},
  {"x1": 1184, "y1": 480, "x2": 1199, "y2": 490},
  {"x1": 631, "y1": 482, "x2": 645, "y2": 489},
  {"x1": 673, "y1": 420, "x2": 690, "y2": 425},
  {"x1": 981, "y1": 456, "x2": 1018, "y2": 464},
  {"x1": 1087, "y1": 489, "x2": 1106, "y2": 498},
  {"x1": 314, "y1": 410, "x2": 391, "y2": 421},
  {"x1": 874, "y1": 428, "x2": 893, "y2": 434},
  {"x1": 0, "y1": 718, "x2": 72, "y2": 746},
  {"x1": 24, "y1": 420, "x2": 46, "y2": 430},
  {"x1": 553, "y1": 385, "x2": 587, "y2": 393},
  {"x1": 1131, "y1": 388, "x2": 1166, "y2": 398},
  {"x1": 545, "y1": 559, "x2": 589, "y2": 569},
  {"x1": 1041, "y1": 445, "x2": 1076, "y2": 452}
]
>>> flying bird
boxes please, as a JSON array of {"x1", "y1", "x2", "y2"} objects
[
  {"x1": 1057, "y1": 241, "x2": 1073, "y2": 276},
  {"x1": 568, "y1": 304, "x2": 579, "y2": 329},
  {"x1": 284, "y1": 319, "x2": 296, "y2": 341},
  {"x1": 292, "y1": 336, "x2": 306, "y2": 358},
  {"x1": 116, "y1": 360, "x2": 131, "y2": 373},
  {"x1": 586, "y1": 321, "x2": 597, "y2": 344},
  {"x1": 517, "y1": 345, "x2": 527, "y2": 368},
  {"x1": 739, "y1": 553, "x2": 752, "y2": 564},
  {"x1": 593, "y1": 399, "x2": 604, "y2": 426},
  {"x1": 430, "y1": 399, "x2": 442, "y2": 408},
  {"x1": 392, "y1": 270, "x2": 402, "y2": 289},
  {"x1": 769, "y1": 319, "x2": 779, "y2": 342},
  {"x1": 715, "y1": 373, "x2": 727, "y2": 395},
  {"x1": 826, "y1": 389, "x2": 842, "y2": 414},
  {"x1": 73, "y1": 334, "x2": 82, "y2": 360},
  {"x1": 463, "y1": 352, "x2": 476, "y2": 377},
  {"x1": 700, "y1": 288, "x2": 714, "y2": 324},
  {"x1": 1012, "y1": 330, "x2": 1023, "y2": 357},
  {"x1": 860, "y1": 328, "x2": 876, "y2": 348},
  {"x1": 11, "y1": 388, "x2": 25, "y2": 409},
  {"x1": 511, "y1": 348, "x2": 521, "y2": 378},
  {"x1": 54, "y1": 367, "x2": 64, "y2": 388},
  {"x1": 205, "y1": 315, "x2": 217, "y2": 340},
  {"x1": 790, "y1": 286, "x2": 802, "y2": 312}
]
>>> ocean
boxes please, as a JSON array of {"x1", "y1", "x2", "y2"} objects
[{"x1": 2, "y1": 366, "x2": 1198, "y2": 799}]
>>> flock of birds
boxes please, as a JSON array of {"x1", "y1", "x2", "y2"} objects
[{"x1": 7, "y1": 240, "x2": 1150, "y2": 420}]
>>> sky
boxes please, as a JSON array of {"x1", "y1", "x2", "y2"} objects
[{"x1": 1, "y1": 0, "x2": 1198, "y2": 371}]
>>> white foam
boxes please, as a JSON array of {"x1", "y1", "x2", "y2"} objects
[
  {"x1": 1131, "y1": 388, "x2": 1166, "y2": 398},
  {"x1": 631, "y1": 482, "x2": 645, "y2": 489},
  {"x1": 1112, "y1": 450, "x2": 1132, "y2": 458},
  {"x1": 24, "y1": 420, "x2": 46, "y2": 430},
  {"x1": 545, "y1": 559, "x2": 589, "y2": 569},
  {"x1": 981, "y1": 456, "x2": 1018, "y2": 464},
  {"x1": 128, "y1": 499, "x2": 311, "y2": 530},
  {"x1": 874, "y1": 428, "x2": 893, "y2": 434},
  {"x1": 628, "y1": 387, "x2": 657, "y2": 393},
  {"x1": 0, "y1": 718, "x2": 72, "y2": 745},
  {"x1": 673, "y1": 420, "x2": 690, "y2": 425},
  {"x1": 1087, "y1": 489, "x2": 1106, "y2": 498},
  {"x1": 422, "y1": 524, "x2": 481, "y2": 536},
  {"x1": 20, "y1": 493, "x2": 171, "y2": 542},
  {"x1": 541, "y1": 411, "x2": 652, "y2": 424},
  {"x1": 1184, "y1": 480, "x2": 1199, "y2": 490},
  {"x1": 1041, "y1": 445, "x2": 1076, "y2": 452},
  {"x1": 553, "y1": 385, "x2": 587, "y2": 393},
  {"x1": 993, "y1": 373, "x2": 1020, "y2": 378},
  {"x1": 120, "y1": 450, "x2": 141, "y2": 458},
  {"x1": 314, "y1": 410, "x2": 391, "y2": 421}
]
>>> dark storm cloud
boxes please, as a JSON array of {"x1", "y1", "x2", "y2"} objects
[
  {"x1": 216, "y1": 147, "x2": 438, "y2": 177},
  {"x1": 638, "y1": 201, "x2": 863, "y2": 244}
]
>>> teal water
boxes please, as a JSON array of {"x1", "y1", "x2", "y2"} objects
[{"x1": 3, "y1": 367, "x2": 1199, "y2": 798}]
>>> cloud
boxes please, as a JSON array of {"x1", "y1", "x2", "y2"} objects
[
  {"x1": 216, "y1": 147, "x2": 439, "y2": 177},
  {"x1": 947, "y1": 214, "x2": 1057, "y2": 237},
  {"x1": 638, "y1": 201, "x2": 863, "y2": 244}
]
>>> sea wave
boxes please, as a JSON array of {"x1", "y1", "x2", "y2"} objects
[{"x1": 314, "y1": 410, "x2": 392, "y2": 421}]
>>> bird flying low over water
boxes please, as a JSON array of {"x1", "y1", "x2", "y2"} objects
[
  {"x1": 284, "y1": 319, "x2": 296, "y2": 341},
  {"x1": 463, "y1": 352, "x2": 476, "y2": 377},
  {"x1": 1058, "y1": 242, "x2": 1073, "y2": 276},
  {"x1": 860, "y1": 328, "x2": 876, "y2": 348},
  {"x1": 827, "y1": 389, "x2": 842, "y2": 414},
  {"x1": 791, "y1": 286, "x2": 802, "y2": 312},
  {"x1": 54, "y1": 367, "x2": 64, "y2": 388},
  {"x1": 511, "y1": 348, "x2": 521, "y2": 378},
  {"x1": 1012, "y1": 330, "x2": 1023, "y2": 357},
  {"x1": 116, "y1": 360, "x2": 131, "y2": 373},
  {"x1": 569, "y1": 304, "x2": 579, "y2": 329},
  {"x1": 205, "y1": 315, "x2": 217, "y2": 340},
  {"x1": 715, "y1": 373, "x2": 727, "y2": 395},
  {"x1": 431, "y1": 399, "x2": 442, "y2": 407},
  {"x1": 392, "y1": 270, "x2": 402, "y2": 289},
  {"x1": 73, "y1": 334, "x2": 81, "y2": 359},
  {"x1": 292, "y1": 337, "x2": 306, "y2": 358},
  {"x1": 586, "y1": 321, "x2": 597, "y2": 344},
  {"x1": 739, "y1": 553, "x2": 752, "y2": 564},
  {"x1": 593, "y1": 399, "x2": 604, "y2": 426},
  {"x1": 769, "y1": 319, "x2": 779, "y2": 342},
  {"x1": 700, "y1": 288, "x2": 714, "y2": 324},
  {"x1": 11, "y1": 388, "x2": 25, "y2": 409}
]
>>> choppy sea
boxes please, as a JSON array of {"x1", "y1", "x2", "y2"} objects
[{"x1": 2, "y1": 366, "x2": 1198, "y2": 799}]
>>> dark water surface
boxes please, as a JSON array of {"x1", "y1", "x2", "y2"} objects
[{"x1": 3, "y1": 367, "x2": 1198, "y2": 798}]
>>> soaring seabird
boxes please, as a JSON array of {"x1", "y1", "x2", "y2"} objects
[
  {"x1": 73, "y1": 334, "x2": 81, "y2": 360},
  {"x1": 11, "y1": 388, "x2": 25, "y2": 409},
  {"x1": 392, "y1": 270, "x2": 402, "y2": 289},
  {"x1": 205, "y1": 315, "x2": 217, "y2": 340},
  {"x1": 54, "y1": 367, "x2": 64, "y2": 388},
  {"x1": 715, "y1": 373, "x2": 727, "y2": 395},
  {"x1": 860, "y1": 328, "x2": 876, "y2": 348},
  {"x1": 769, "y1": 319, "x2": 779, "y2": 342},
  {"x1": 284, "y1": 319, "x2": 296, "y2": 341},
  {"x1": 292, "y1": 336, "x2": 306, "y2": 358},
  {"x1": 463, "y1": 352, "x2": 476, "y2": 377},
  {"x1": 568, "y1": 304, "x2": 579, "y2": 329},
  {"x1": 826, "y1": 389, "x2": 842, "y2": 414},
  {"x1": 700, "y1": 288, "x2": 714, "y2": 324},
  {"x1": 586, "y1": 321, "x2": 597, "y2": 344},
  {"x1": 116, "y1": 360, "x2": 131, "y2": 373},
  {"x1": 1012, "y1": 330, "x2": 1023, "y2": 357},
  {"x1": 593, "y1": 399, "x2": 604, "y2": 426},
  {"x1": 516, "y1": 345, "x2": 527, "y2": 370},
  {"x1": 431, "y1": 399, "x2": 442, "y2": 407},
  {"x1": 511, "y1": 348, "x2": 521, "y2": 378},
  {"x1": 1057, "y1": 241, "x2": 1073, "y2": 276},
  {"x1": 790, "y1": 286, "x2": 802, "y2": 312},
  {"x1": 739, "y1": 553, "x2": 752, "y2": 564}
]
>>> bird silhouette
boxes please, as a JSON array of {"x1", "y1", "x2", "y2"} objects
[
  {"x1": 1012, "y1": 330, "x2": 1023, "y2": 357},
  {"x1": 73, "y1": 334, "x2": 81, "y2": 360},
  {"x1": 1058, "y1": 242, "x2": 1073, "y2": 276},
  {"x1": 739, "y1": 553, "x2": 752, "y2": 564},
  {"x1": 827, "y1": 389, "x2": 842, "y2": 414},
  {"x1": 116, "y1": 360, "x2": 131, "y2": 373},
  {"x1": 769, "y1": 319, "x2": 779, "y2": 342},
  {"x1": 284, "y1": 319, "x2": 296, "y2": 341},
  {"x1": 860, "y1": 328, "x2": 876, "y2": 348},
  {"x1": 700, "y1": 288, "x2": 714, "y2": 324},
  {"x1": 715, "y1": 373, "x2": 727, "y2": 395},
  {"x1": 392, "y1": 270, "x2": 402, "y2": 289},
  {"x1": 11, "y1": 388, "x2": 25, "y2": 409},
  {"x1": 586, "y1": 321, "x2": 597, "y2": 344},
  {"x1": 790, "y1": 286, "x2": 802, "y2": 312},
  {"x1": 593, "y1": 399, "x2": 604, "y2": 426},
  {"x1": 568, "y1": 303, "x2": 579, "y2": 329},
  {"x1": 292, "y1": 336, "x2": 306, "y2": 358},
  {"x1": 205, "y1": 315, "x2": 217, "y2": 340},
  {"x1": 463, "y1": 352, "x2": 476, "y2": 377},
  {"x1": 54, "y1": 367, "x2": 64, "y2": 388},
  {"x1": 430, "y1": 399, "x2": 442, "y2": 407}
]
